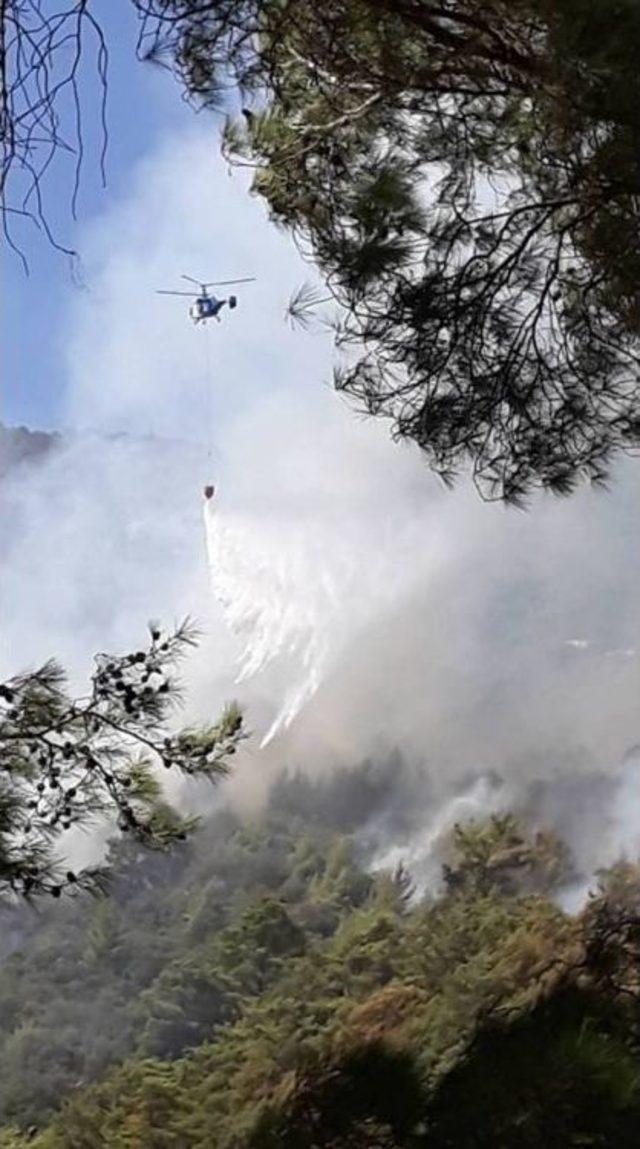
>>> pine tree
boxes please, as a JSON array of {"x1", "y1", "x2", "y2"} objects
[{"x1": 0, "y1": 621, "x2": 243, "y2": 900}]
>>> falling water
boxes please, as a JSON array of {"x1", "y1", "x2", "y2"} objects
[
  {"x1": 203, "y1": 491, "x2": 446, "y2": 746},
  {"x1": 204, "y1": 501, "x2": 338, "y2": 743}
]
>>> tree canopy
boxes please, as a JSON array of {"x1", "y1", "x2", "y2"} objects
[
  {"x1": 0, "y1": 762, "x2": 639, "y2": 1146},
  {"x1": 0, "y1": 621, "x2": 243, "y2": 899}
]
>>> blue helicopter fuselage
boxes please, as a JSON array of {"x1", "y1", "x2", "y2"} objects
[{"x1": 190, "y1": 295, "x2": 225, "y2": 323}]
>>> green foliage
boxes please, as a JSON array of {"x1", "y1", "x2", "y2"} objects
[
  {"x1": 0, "y1": 771, "x2": 365, "y2": 1131},
  {"x1": 423, "y1": 985, "x2": 640, "y2": 1147},
  {"x1": 0, "y1": 765, "x2": 637, "y2": 1147},
  {"x1": 249, "y1": 1044, "x2": 424, "y2": 1148},
  {"x1": 442, "y1": 813, "x2": 573, "y2": 896},
  {"x1": 0, "y1": 622, "x2": 243, "y2": 899},
  {"x1": 215, "y1": 900, "x2": 307, "y2": 994}
]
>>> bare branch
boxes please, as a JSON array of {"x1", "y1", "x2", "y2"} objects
[{"x1": 1, "y1": 0, "x2": 109, "y2": 265}]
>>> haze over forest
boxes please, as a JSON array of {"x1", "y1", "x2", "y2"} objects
[{"x1": 1, "y1": 2, "x2": 640, "y2": 1146}]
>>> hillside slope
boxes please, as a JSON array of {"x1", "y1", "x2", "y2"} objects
[{"x1": 1, "y1": 762, "x2": 638, "y2": 1147}]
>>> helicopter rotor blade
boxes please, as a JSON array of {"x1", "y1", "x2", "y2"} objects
[
  {"x1": 157, "y1": 290, "x2": 201, "y2": 297},
  {"x1": 181, "y1": 274, "x2": 204, "y2": 287},
  {"x1": 202, "y1": 277, "x2": 257, "y2": 287}
]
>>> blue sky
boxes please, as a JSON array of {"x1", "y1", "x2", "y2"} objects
[{"x1": 3, "y1": 2, "x2": 205, "y2": 429}]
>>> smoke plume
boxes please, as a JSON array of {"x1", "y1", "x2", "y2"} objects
[{"x1": 2, "y1": 127, "x2": 639, "y2": 893}]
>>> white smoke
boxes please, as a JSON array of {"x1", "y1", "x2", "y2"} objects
[
  {"x1": 3, "y1": 125, "x2": 640, "y2": 892},
  {"x1": 370, "y1": 774, "x2": 514, "y2": 894},
  {"x1": 203, "y1": 438, "x2": 450, "y2": 744}
]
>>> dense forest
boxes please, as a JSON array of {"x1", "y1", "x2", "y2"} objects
[{"x1": 0, "y1": 759, "x2": 638, "y2": 1147}]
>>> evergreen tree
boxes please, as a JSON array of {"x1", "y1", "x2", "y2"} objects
[
  {"x1": 0, "y1": 621, "x2": 242, "y2": 899},
  {"x1": 0, "y1": 771, "x2": 638, "y2": 1147},
  {"x1": 423, "y1": 984, "x2": 640, "y2": 1147}
]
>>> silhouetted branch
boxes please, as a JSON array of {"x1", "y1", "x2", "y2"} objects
[{"x1": 1, "y1": 0, "x2": 109, "y2": 266}]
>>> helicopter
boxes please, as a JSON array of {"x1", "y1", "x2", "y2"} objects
[{"x1": 157, "y1": 274, "x2": 256, "y2": 324}]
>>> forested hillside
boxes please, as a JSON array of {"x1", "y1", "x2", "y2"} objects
[
  {"x1": 1, "y1": 761, "x2": 638, "y2": 1147},
  {"x1": 3, "y1": 1, "x2": 640, "y2": 1144}
]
